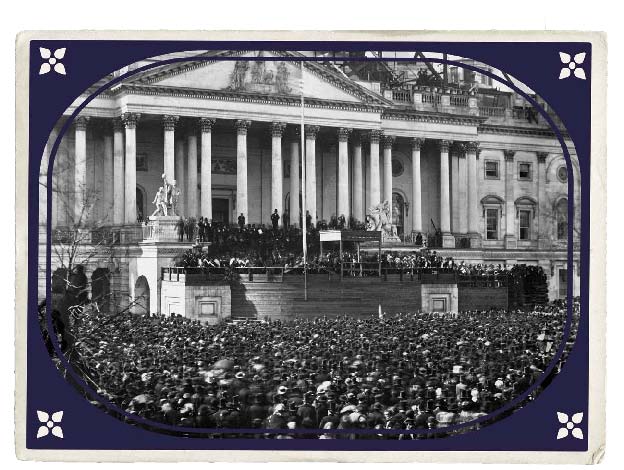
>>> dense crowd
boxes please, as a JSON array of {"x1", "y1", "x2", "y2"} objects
[{"x1": 67, "y1": 300, "x2": 576, "y2": 438}]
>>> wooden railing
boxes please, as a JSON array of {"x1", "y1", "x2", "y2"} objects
[{"x1": 161, "y1": 265, "x2": 510, "y2": 287}]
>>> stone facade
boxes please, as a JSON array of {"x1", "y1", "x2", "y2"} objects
[{"x1": 39, "y1": 51, "x2": 581, "y2": 313}]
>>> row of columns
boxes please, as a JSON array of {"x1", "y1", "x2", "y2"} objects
[{"x1": 71, "y1": 114, "x2": 481, "y2": 240}]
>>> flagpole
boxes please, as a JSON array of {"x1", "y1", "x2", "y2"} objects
[{"x1": 300, "y1": 60, "x2": 307, "y2": 301}]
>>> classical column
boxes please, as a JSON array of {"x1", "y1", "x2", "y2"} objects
[
  {"x1": 289, "y1": 129, "x2": 300, "y2": 228},
  {"x1": 162, "y1": 115, "x2": 178, "y2": 182},
  {"x1": 537, "y1": 151, "x2": 548, "y2": 248},
  {"x1": 368, "y1": 130, "x2": 382, "y2": 208},
  {"x1": 235, "y1": 120, "x2": 251, "y2": 223},
  {"x1": 112, "y1": 117, "x2": 124, "y2": 225},
  {"x1": 103, "y1": 128, "x2": 114, "y2": 220},
  {"x1": 466, "y1": 141, "x2": 480, "y2": 246},
  {"x1": 175, "y1": 139, "x2": 185, "y2": 217},
  {"x1": 122, "y1": 112, "x2": 140, "y2": 224},
  {"x1": 352, "y1": 134, "x2": 364, "y2": 223},
  {"x1": 304, "y1": 125, "x2": 319, "y2": 224},
  {"x1": 337, "y1": 127, "x2": 352, "y2": 220},
  {"x1": 504, "y1": 149, "x2": 517, "y2": 248},
  {"x1": 411, "y1": 137, "x2": 423, "y2": 233},
  {"x1": 187, "y1": 132, "x2": 198, "y2": 217},
  {"x1": 382, "y1": 134, "x2": 394, "y2": 206},
  {"x1": 439, "y1": 140, "x2": 454, "y2": 247},
  {"x1": 200, "y1": 118, "x2": 215, "y2": 221},
  {"x1": 451, "y1": 148, "x2": 459, "y2": 232},
  {"x1": 74, "y1": 116, "x2": 89, "y2": 222},
  {"x1": 457, "y1": 144, "x2": 468, "y2": 235},
  {"x1": 271, "y1": 121, "x2": 286, "y2": 225}
]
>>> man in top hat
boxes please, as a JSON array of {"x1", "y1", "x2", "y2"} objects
[{"x1": 271, "y1": 209, "x2": 280, "y2": 231}]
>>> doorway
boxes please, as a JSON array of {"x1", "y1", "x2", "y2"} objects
[
  {"x1": 212, "y1": 198, "x2": 230, "y2": 225},
  {"x1": 392, "y1": 192, "x2": 405, "y2": 236}
]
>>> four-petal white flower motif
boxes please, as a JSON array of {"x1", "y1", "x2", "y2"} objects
[
  {"x1": 39, "y1": 48, "x2": 66, "y2": 76},
  {"x1": 36, "y1": 410, "x2": 64, "y2": 439},
  {"x1": 556, "y1": 411, "x2": 583, "y2": 440},
  {"x1": 559, "y1": 52, "x2": 586, "y2": 80}
]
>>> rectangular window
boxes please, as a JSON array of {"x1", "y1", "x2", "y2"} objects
[
  {"x1": 518, "y1": 162, "x2": 532, "y2": 180},
  {"x1": 519, "y1": 210, "x2": 531, "y2": 240},
  {"x1": 486, "y1": 208, "x2": 499, "y2": 240},
  {"x1": 485, "y1": 160, "x2": 499, "y2": 179}
]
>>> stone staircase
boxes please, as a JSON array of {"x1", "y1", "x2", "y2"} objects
[{"x1": 230, "y1": 274, "x2": 422, "y2": 321}]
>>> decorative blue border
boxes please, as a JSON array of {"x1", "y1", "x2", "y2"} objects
[{"x1": 26, "y1": 40, "x2": 591, "y2": 452}]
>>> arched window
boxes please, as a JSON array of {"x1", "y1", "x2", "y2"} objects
[
  {"x1": 480, "y1": 195, "x2": 504, "y2": 240},
  {"x1": 555, "y1": 198, "x2": 568, "y2": 240},
  {"x1": 515, "y1": 197, "x2": 537, "y2": 241}
]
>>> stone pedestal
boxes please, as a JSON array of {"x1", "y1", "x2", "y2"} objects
[
  {"x1": 144, "y1": 216, "x2": 183, "y2": 243},
  {"x1": 442, "y1": 233, "x2": 455, "y2": 248},
  {"x1": 134, "y1": 239, "x2": 194, "y2": 315}
]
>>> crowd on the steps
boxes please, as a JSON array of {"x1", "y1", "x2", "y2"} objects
[{"x1": 64, "y1": 299, "x2": 577, "y2": 438}]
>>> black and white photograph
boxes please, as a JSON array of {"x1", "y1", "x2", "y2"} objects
[{"x1": 37, "y1": 49, "x2": 582, "y2": 440}]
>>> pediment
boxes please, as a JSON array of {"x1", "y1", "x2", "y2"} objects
[{"x1": 126, "y1": 51, "x2": 390, "y2": 106}]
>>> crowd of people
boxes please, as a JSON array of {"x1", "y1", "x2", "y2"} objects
[
  {"x1": 176, "y1": 236, "x2": 537, "y2": 288},
  {"x1": 66, "y1": 299, "x2": 577, "y2": 438}
]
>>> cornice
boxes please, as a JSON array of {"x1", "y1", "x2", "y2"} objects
[
  {"x1": 382, "y1": 109, "x2": 486, "y2": 127},
  {"x1": 478, "y1": 123, "x2": 569, "y2": 139},
  {"x1": 114, "y1": 83, "x2": 387, "y2": 113}
]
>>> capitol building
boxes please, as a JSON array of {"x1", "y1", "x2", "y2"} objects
[{"x1": 38, "y1": 50, "x2": 581, "y2": 316}]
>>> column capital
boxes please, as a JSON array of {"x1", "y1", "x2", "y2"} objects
[
  {"x1": 439, "y1": 139, "x2": 453, "y2": 153},
  {"x1": 351, "y1": 131, "x2": 363, "y2": 146},
  {"x1": 271, "y1": 121, "x2": 287, "y2": 138},
  {"x1": 74, "y1": 116, "x2": 90, "y2": 131},
  {"x1": 504, "y1": 149, "x2": 516, "y2": 161},
  {"x1": 112, "y1": 117, "x2": 124, "y2": 132},
  {"x1": 121, "y1": 112, "x2": 141, "y2": 129},
  {"x1": 536, "y1": 151, "x2": 548, "y2": 163},
  {"x1": 465, "y1": 141, "x2": 480, "y2": 153},
  {"x1": 451, "y1": 142, "x2": 466, "y2": 158},
  {"x1": 162, "y1": 114, "x2": 179, "y2": 131},
  {"x1": 235, "y1": 119, "x2": 252, "y2": 135},
  {"x1": 304, "y1": 124, "x2": 320, "y2": 140},
  {"x1": 199, "y1": 117, "x2": 216, "y2": 133},
  {"x1": 338, "y1": 127, "x2": 352, "y2": 142},
  {"x1": 411, "y1": 137, "x2": 424, "y2": 151},
  {"x1": 368, "y1": 129, "x2": 382, "y2": 143},
  {"x1": 381, "y1": 134, "x2": 395, "y2": 149}
]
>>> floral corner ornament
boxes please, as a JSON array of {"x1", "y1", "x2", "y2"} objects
[
  {"x1": 559, "y1": 52, "x2": 586, "y2": 80},
  {"x1": 36, "y1": 410, "x2": 63, "y2": 439},
  {"x1": 556, "y1": 412, "x2": 583, "y2": 440},
  {"x1": 39, "y1": 48, "x2": 66, "y2": 76}
]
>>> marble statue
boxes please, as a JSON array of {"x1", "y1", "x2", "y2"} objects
[
  {"x1": 151, "y1": 186, "x2": 168, "y2": 217},
  {"x1": 366, "y1": 200, "x2": 399, "y2": 241}
]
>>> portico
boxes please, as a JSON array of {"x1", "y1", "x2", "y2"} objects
[{"x1": 44, "y1": 50, "x2": 581, "y2": 306}]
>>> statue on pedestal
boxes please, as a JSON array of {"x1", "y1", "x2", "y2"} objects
[
  {"x1": 151, "y1": 186, "x2": 168, "y2": 217},
  {"x1": 366, "y1": 200, "x2": 399, "y2": 241},
  {"x1": 151, "y1": 174, "x2": 182, "y2": 218}
]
